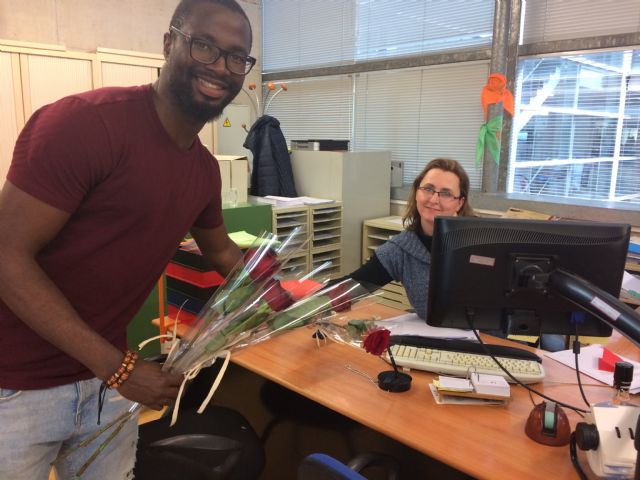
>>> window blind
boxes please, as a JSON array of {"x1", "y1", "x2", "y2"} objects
[
  {"x1": 262, "y1": 0, "x2": 355, "y2": 72},
  {"x1": 263, "y1": 76, "x2": 353, "y2": 146},
  {"x1": 262, "y1": 0, "x2": 493, "y2": 72},
  {"x1": 522, "y1": 0, "x2": 640, "y2": 44},
  {"x1": 355, "y1": 0, "x2": 493, "y2": 61},
  {"x1": 353, "y1": 62, "x2": 488, "y2": 189}
]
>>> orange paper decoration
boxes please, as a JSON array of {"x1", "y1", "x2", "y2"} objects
[{"x1": 481, "y1": 73, "x2": 514, "y2": 120}]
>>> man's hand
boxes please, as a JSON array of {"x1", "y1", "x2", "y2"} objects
[{"x1": 117, "y1": 360, "x2": 183, "y2": 411}]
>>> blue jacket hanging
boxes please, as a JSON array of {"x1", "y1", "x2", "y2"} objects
[{"x1": 244, "y1": 115, "x2": 298, "y2": 197}]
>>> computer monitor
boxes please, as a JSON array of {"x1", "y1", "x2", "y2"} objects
[{"x1": 427, "y1": 216, "x2": 637, "y2": 340}]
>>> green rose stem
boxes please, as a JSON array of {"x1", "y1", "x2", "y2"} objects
[
  {"x1": 204, "y1": 302, "x2": 272, "y2": 354},
  {"x1": 269, "y1": 296, "x2": 332, "y2": 331},
  {"x1": 168, "y1": 275, "x2": 257, "y2": 371},
  {"x1": 54, "y1": 408, "x2": 135, "y2": 465},
  {"x1": 76, "y1": 414, "x2": 129, "y2": 477}
]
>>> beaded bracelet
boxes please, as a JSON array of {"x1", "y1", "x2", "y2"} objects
[{"x1": 106, "y1": 350, "x2": 139, "y2": 389}]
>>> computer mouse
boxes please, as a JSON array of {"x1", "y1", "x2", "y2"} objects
[{"x1": 524, "y1": 401, "x2": 571, "y2": 446}]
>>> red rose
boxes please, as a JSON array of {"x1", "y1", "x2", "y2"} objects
[
  {"x1": 363, "y1": 328, "x2": 391, "y2": 356},
  {"x1": 262, "y1": 279, "x2": 294, "y2": 312},
  {"x1": 244, "y1": 248, "x2": 279, "y2": 282},
  {"x1": 326, "y1": 282, "x2": 352, "y2": 312}
]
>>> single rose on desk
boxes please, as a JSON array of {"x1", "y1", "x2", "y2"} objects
[
  {"x1": 363, "y1": 328, "x2": 391, "y2": 356},
  {"x1": 244, "y1": 247, "x2": 279, "y2": 282},
  {"x1": 362, "y1": 327, "x2": 412, "y2": 393}
]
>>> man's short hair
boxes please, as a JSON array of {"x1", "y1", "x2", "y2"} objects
[{"x1": 169, "y1": 0, "x2": 253, "y2": 48}]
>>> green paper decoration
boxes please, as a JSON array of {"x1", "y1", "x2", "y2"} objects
[{"x1": 476, "y1": 114, "x2": 503, "y2": 166}]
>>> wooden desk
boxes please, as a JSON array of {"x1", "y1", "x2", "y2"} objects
[{"x1": 231, "y1": 304, "x2": 639, "y2": 480}]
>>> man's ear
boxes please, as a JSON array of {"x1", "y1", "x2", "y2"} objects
[{"x1": 162, "y1": 31, "x2": 172, "y2": 59}]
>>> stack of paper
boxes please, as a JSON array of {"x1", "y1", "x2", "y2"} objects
[
  {"x1": 429, "y1": 375, "x2": 510, "y2": 405},
  {"x1": 621, "y1": 271, "x2": 640, "y2": 302},
  {"x1": 253, "y1": 195, "x2": 335, "y2": 207},
  {"x1": 471, "y1": 373, "x2": 510, "y2": 397}
]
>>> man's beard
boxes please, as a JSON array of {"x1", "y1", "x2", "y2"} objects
[{"x1": 168, "y1": 68, "x2": 238, "y2": 123}]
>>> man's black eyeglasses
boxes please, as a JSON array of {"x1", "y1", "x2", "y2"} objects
[{"x1": 170, "y1": 26, "x2": 256, "y2": 75}]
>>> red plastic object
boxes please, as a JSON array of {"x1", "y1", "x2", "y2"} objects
[
  {"x1": 598, "y1": 347, "x2": 623, "y2": 372},
  {"x1": 165, "y1": 262, "x2": 224, "y2": 288},
  {"x1": 167, "y1": 304, "x2": 198, "y2": 326}
]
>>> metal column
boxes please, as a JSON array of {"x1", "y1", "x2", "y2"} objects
[
  {"x1": 498, "y1": 0, "x2": 523, "y2": 191},
  {"x1": 482, "y1": 0, "x2": 512, "y2": 193}
]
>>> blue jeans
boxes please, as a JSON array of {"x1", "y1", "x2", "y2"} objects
[{"x1": 0, "y1": 377, "x2": 139, "y2": 480}]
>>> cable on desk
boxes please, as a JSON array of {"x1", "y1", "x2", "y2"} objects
[
  {"x1": 573, "y1": 324, "x2": 592, "y2": 408},
  {"x1": 569, "y1": 432, "x2": 589, "y2": 480},
  {"x1": 465, "y1": 308, "x2": 588, "y2": 414}
]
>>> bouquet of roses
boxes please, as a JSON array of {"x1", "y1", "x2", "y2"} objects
[
  {"x1": 236, "y1": 276, "x2": 376, "y2": 348},
  {"x1": 65, "y1": 228, "x2": 375, "y2": 476}
]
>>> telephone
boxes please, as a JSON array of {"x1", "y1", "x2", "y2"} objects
[{"x1": 575, "y1": 403, "x2": 639, "y2": 478}]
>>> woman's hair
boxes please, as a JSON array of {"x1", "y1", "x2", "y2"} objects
[{"x1": 402, "y1": 157, "x2": 474, "y2": 230}]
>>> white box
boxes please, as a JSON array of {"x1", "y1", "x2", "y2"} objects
[
  {"x1": 216, "y1": 155, "x2": 249, "y2": 203},
  {"x1": 290, "y1": 150, "x2": 391, "y2": 272}
]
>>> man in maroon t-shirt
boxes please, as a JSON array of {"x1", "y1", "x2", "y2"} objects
[{"x1": 0, "y1": 1, "x2": 256, "y2": 478}]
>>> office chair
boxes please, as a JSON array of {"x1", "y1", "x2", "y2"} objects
[
  {"x1": 298, "y1": 452, "x2": 401, "y2": 480},
  {"x1": 135, "y1": 405, "x2": 265, "y2": 480},
  {"x1": 134, "y1": 359, "x2": 265, "y2": 480}
]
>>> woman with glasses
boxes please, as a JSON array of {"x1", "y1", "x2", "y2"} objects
[
  {"x1": 345, "y1": 157, "x2": 565, "y2": 351},
  {"x1": 346, "y1": 157, "x2": 473, "y2": 321}
]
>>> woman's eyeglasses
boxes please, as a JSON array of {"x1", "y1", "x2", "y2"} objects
[{"x1": 417, "y1": 185, "x2": 462, "y2": 202}]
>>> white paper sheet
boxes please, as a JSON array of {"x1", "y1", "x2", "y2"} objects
[
  {"x1": 377, "y1": 312, "x2": 476, "y2": 340},
  {"x1": 622, "y1": 271, "x2": 640, "y2": 294},
  {"x1": 545, "y1": 344, "x2": 640, "y2": 394}
]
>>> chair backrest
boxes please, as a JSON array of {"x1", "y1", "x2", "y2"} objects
[
  {"x1": 298, "y1": 453, "x2": 368, "y2": 480},
  {"x1": 134, "y1": 406, "x2": 264, "y2": 480}
]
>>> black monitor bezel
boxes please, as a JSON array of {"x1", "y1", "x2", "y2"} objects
[{"x1": 427, "y1": 216, "x2": 631, "y2": 337}]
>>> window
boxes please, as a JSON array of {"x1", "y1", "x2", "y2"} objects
[
  {"x1": 508, "y1": 49, "x2": 640, "y2": 204},
  {"x1": 262, "y1": 0, "x2": 494, "y2": 187},
  {"x1": 262, "y1": 0, "x2": 493, "y2": 71},
  {"x1": 353, "y1": 62, "x2": 487, "y2": 188},
  {"x1": 263, "y1": 76, "x2": 353, "y2": 144},
  {"x1": 355, "y1": 0, "x2": 493, "y2": 61}
]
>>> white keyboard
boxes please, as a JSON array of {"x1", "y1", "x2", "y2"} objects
[{"x1": 386, "y1": 343, "x2": 546, "y2": 384}]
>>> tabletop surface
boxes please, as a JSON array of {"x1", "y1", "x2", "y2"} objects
[{"x1": 232, "y1": 303, "x2": 640, "y2": 480}]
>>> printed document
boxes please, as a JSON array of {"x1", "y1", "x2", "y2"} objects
[{"x1": 377, "y1": 312, "x2": 476, "y2": 340}]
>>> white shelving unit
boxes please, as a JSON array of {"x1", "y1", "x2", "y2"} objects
[
  {"x1": 290, "y1": 150, "x2": 390, "y2": 273},
  {"x1": 310, "y1": 203, "x2": 343, "y2": 278},
  {"x1": 362, "y1": 216, "x2": 411, "y2": 310},
  {"x1": 271, "y1": 205, "x2": 310, "y2": 276},
  {"x1": 272, "y1": 202, "x2": 343, "y2": 278}
]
